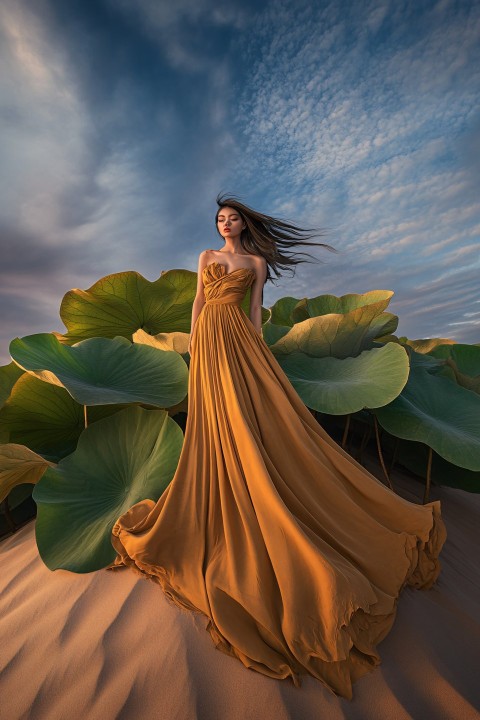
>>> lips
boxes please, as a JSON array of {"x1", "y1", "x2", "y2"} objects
[{"x1": 224, "y1": 228, "x2": 231, "y2": 232}]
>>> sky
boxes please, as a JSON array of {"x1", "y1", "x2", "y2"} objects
[{"x1": 1, "y1": 0, "x2": 479, "y2": 365}]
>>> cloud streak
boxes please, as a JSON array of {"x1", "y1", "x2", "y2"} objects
[
  {"x1": 0, "y1": 0, "x2": 479, "y2": 365},
  {"x1": 230, "y1": 0, "x2": 480, "y2": 342}
]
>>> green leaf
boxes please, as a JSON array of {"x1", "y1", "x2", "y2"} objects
[
  {"x1": 430, "y1": 344, "x2": 480, "y2": 394},
  {"x1": 292, "y1": 290, "x2": 394, "y2": 322},
  {"x1": 263, "y1": 291, "x2": 399, "y2": 352},
  {"x1": 374, "y1": 362, "x2": 480, "y2": 471},
  {"x1": 59, "y1": 269, "x2": 198, "y2": 343},
  {"x1": 398, "y1": 337, "x2": 456, "y2": 354},
  {"x1": 32, "y1": 406, "x2": 184, "y2": 572},
  {"x1": 269, "y1": 296, "x2": 303, "y2": 327},
  {"x1": 0, "y1": 374, "x2": 127, "y2": 460},
  {"x1": 276, "y1": 342, "x2": 409, "y2": 414},
  {"x1": 9, "y1": 333, "x2": 188, "y2": 407},
  {"x1": 261, "y1": 320, "x2": 291, "y2": 346},
  {"x1": 435, "y1": 343, "x2": 480, "y2": 377},
  {"x1": 0, "y1": 444, "x2": 55, "y2": 502},
  {"x1": 0, "y1": 361, "x2": 25, "y2": 408},
  {"x1": 270, "y1": 299, "x2": 399, "y2": 359},
  {"x1": 133, "y1": 327, "x2": 190, "y2": 355}
]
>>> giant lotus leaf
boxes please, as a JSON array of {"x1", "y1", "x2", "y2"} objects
[
  {"x1": 269, "y1": 296, "x2": 303, "y2": 327},
  {"x1": 374, "y1": 359, "x2": 480, "y2": 471},
  {"x1": 0, "y1": 443, "x2": 56, "y2": 502},
  {"x1": 429, "y1": 344, "x2": 480, "y2": 394},
  {"x1": 133, "y1": 327, "x2": 191, "y2": 356},
  {"x1": 430, "y1": 343, "x2": 480, "y2": 377},
  {"x1": 263, "y1": 291, "x2": 398, "y2": 352},
  {"x1": 0, "y1": 374, "x2": 128, "y2": 460},
  {"x1": 0, "y1": 361, "x2": 25, "y2": 408},
  {"x1": 276, "y1": 342, "x2": 409, "y2": 414},
  {"x1": 396, "y1": 337, "x2": 456, "y2": 354},
  {"x1": 268, "y1": 297, "x2": 399, "y2": 359},
  {"x1": 292, "y1": 290, "x2": 395, "y2": 322},
  {"x1": 9, "y1": 333, "x2": 188, "y2": 408},
  {"x1": 264, "y1": 291, "x2": 395, "y2": 330},
  {"x1": 33, "y1": 405, "x2": 184, "y2": 572},
  {"x1": 261, "y1": 296, "x2": 301, "y2": 346},
  {"x1": 59, "y1": 269, "x2": 197, "y2": 343}
]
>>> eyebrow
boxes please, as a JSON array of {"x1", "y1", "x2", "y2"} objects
[{"x1": 218, "y1": 212, "x2": 239, "y2": 217}]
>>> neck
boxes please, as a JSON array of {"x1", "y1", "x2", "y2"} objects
[{"x1": 220, "y1": 240, "x2": 244, "y2": 254}]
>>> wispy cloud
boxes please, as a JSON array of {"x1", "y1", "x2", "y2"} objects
[
  {"x1": 230, "y1": 0, "x2": 480, "y2": 342},
  {"x1": 0, "y1": 0, "x2": 479, "y2": 365}
]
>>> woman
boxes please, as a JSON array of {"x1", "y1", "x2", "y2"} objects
[
  {"x1": 187, "y1": 193, "x2": 334, "y2": 354},
  {"x1": 108, "y1": 193, "x2": 447, "y2": 700}
]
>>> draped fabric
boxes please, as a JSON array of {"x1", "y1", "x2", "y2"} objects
[{"x1": 107, "y1": 260, "x2": 447, "y2": 700}]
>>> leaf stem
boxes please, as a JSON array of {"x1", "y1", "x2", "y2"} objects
[
  {"x1": 423, "y1": 446, "x2": 433, "y2": 504},
  {"x1": 341, "y1": 414, "x2": 351, "y2": 448},
  {"x1": 373, "y1": 415, "x2": 394, "y2": 491}
]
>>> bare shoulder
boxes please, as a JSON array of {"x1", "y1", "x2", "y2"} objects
[
  {"x1": 198, "y1": 249, "x2": 215, "y2": 264},
  {"x1": 252, "y1": 254, "x2": 267, "y2": 281},
  {"x1": 252, "y1": 254, "x2": 267, "y2": 268},
  {"x1": 194, "y1": 250, "x2": 212, "y2": 276}
]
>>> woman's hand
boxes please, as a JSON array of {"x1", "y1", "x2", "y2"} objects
[{"x1": 188, "y1": 333, "x2": 193, "y2": 356}]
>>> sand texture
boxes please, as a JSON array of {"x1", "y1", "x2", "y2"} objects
[{"x1": 1, "y1": 469, "x2": 479, "y2": 720}]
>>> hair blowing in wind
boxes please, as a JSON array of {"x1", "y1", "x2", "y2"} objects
[{"x1": 215, "y1": 192, "x2": 337, "y2": 285}]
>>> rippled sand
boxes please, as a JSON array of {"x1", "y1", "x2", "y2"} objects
[{"x1": 0, "y1": 468, "x2": 479, "y2": 720}]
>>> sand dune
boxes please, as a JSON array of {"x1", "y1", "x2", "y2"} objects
[{"x1": 1, "y1": 469, "x2": 479, "y2": 720}]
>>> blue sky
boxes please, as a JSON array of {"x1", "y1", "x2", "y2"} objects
[{"x1": 1, "y1": 0, "x2": 479, "y2": 365}]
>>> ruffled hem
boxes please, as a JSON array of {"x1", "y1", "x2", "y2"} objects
[
  {"x1": 106, "y1": 543, "x2": 205, "y2": 618},
  {"x1": 403, "y1": 500, "x2": 446, "y2": 590},
  {"x1": 105, "y1": 498, "x2": 447, "y2": 701}
]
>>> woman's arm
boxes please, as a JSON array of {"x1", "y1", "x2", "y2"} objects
[
  {"x1": 188, "y1": 252, "x2": 208, "y2": 354},
  {"x1": 249, "y1": 257, "x2": 267, "y2": 336}
]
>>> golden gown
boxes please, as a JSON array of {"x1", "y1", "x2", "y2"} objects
[{"x1": 107, "y1": 260, "x2": 447, "y2": 700}]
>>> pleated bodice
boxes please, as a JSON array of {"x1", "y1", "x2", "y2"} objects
[{"x1": 202, "y1": 261, "x2": 256, "y2": 305}]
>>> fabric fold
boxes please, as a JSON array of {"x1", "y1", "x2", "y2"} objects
[{"x1": 107, "y1": 259, "x2": 447, "y2": 700}]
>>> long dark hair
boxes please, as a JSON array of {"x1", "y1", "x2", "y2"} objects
[{"x1": 214, "y1": 192, "x2": 337, "y2": 286}]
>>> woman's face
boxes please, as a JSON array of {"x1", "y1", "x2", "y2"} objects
[{"x1": 216, "y1": 206, "x2": 245, "y2": 240}]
